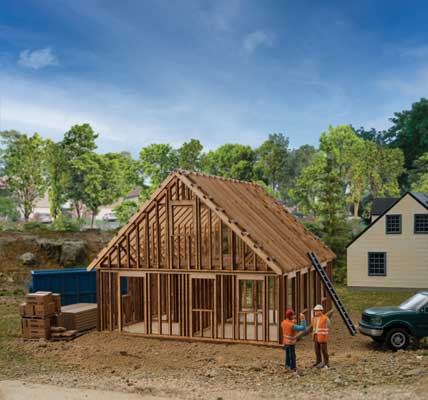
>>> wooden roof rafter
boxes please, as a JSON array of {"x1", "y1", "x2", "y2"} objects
[{"x1": 176, "y1": 170, "x2": 283, "y2": 275}]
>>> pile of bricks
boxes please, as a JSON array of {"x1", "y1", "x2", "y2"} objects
[{"x1": 19, "y1": 291, "x2": 78, "y2": 340}]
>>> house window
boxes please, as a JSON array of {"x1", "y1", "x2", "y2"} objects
[
  {"x1": 414, "y1": 214, "x2": 428, "y2": 234},
  {"x1": 368, "y1": 252, "x2": 386, "y2": 276},
  {"x1": 385, "y1": 214, "x2": 401, "y2": 234}
]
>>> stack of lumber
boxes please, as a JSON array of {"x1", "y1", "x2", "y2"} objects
[
  {"x1": 61, "y1": 303, "x2": 97, "y2": 332},
  {"x1": 50, "y1": 326, "x2": 79, "y2": 341},
  {"x1": 19, "y1": 291, "x2": 62, "y2": 339}
]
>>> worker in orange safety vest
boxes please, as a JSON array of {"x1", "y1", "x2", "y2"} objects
[
  {"x1": 312, "y1": 304, "x2": 331, "y2": 369},
  {"x1": 281, "y1": 309, "x2": 306, "y2": 374}
]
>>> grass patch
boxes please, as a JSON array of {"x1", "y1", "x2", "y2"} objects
[{"x1": 336, "y1": 286, "x2": 418, "y2": 314}]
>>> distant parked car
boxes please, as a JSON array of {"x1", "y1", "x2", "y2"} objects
[
  {"x1": 359, "y1": 292, "x2": 428, "y2": 350},
  {"x1": 102, "y1": 212, "x2": 117, "y2": 222}
]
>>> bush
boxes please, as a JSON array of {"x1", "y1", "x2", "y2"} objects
[
  {"x1": 302, "y1": 220, "x2": 324, "y2": 238},
  {"x1": 22, "y1": 221, "x2": 49, "y2": 231},
  {"x1": 50, "y1": 215, "x2": 83, "y2": 232}
]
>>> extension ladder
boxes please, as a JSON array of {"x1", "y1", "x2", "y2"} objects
[{"x1": 308, "y1": 251, "x2": 357, "y2": 336}]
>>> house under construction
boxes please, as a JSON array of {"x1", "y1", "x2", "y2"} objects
[{"x1": 87, "y1": 170, "x2": 335, "y2": 346}]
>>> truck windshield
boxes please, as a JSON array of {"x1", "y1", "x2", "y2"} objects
[{"x1": 400, "y1": 293, "x2": 428, "y2": 311}]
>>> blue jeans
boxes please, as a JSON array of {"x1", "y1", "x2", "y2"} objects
[{"x1": 284, "y1": 345, "x2": 296, "y2": 370}]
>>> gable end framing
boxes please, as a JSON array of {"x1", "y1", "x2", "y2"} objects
[{"x1": 88, "y1": 171, "x2": 282, "y2": 274}]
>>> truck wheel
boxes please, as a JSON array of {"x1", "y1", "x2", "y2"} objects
[{"x1": 385, "y1": 328, "x2": 409, "y2": 350}]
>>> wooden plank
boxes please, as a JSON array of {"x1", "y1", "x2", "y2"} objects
[
  {"x1": 165, "y1": 188, "x2": 171, "y2": 270},
  {"x1": 156, "y1": 201, "x2": 161, "y2": 269},
  {"x1": 189, "y1": 276, "x2": 193, "y2": 337},
  {"x1": 277, "y1": 276, "x2": 284, "y2": 344},
  {"x1": 135, "y1": 222, "x2": 141, "y2": 269},
  {"x1": 126, "y1": 233, "x2": 131, "y2": 269},
  {"x1": 219, "y1": 221, "x2": 223, "y2": 270},
  {"x1": 117, "y1": 274, "x2": 122, "y2": 332},
  {"x1": 168, "y1": 274, "x2": 172, "y2": 335},
  {"x1": 170, "y1": 200, "x2": 195, "y2": 206},
  {"x1": 208, "y1": 209, "x2": 213, "y2": 269},
  {"x1": 145, "y1": 216, "x2": 150, "y2": 268},
  {"x1": 157, "y1": 274, "x2": 162, "y2": 335},
  {"x1": 213, "y1": 277, "x2": 217, "y2": 339}
]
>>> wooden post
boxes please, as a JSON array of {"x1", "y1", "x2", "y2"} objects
[
  {"x1": 135, "y1": 223, "x2": 141, "y2": 269},
  {"x1": 156, "y1": 201, "x2": 161, "y2": 269},
  {"x1": 117, "y1": 274, "x2": 122, "y2": 332},
  {"x1": 278, "y1": 275, "x2": 284, "y2": 344},
  {"x1": 208, "y1": 209, "x2": 212, "y2": 270},
  {"x1": 189, "y1": 276, "x2": 193, "y2": 337},
  {"x1": 157, "y1": 274, "x2": 162, "y2": 335}
]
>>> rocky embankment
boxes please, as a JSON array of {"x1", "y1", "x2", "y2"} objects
[{"x1": 0, "y1": 230, "x2": 113, "y2": 291}]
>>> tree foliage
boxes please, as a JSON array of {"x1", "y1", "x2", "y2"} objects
[
  {"x1": 177, "y1": 139, "x2": 203, "y2": 171},
  {"x1": 411, "y1": 153, "x2": 428, "y2": 192},
  {"x1": 62, "y1": 124, "x2": 99, "y2": 218},
  {"x1": 45, "y1": 140, "x2": 68, "y2": 219},
  {"x1": 2, "y1": 133, "x2": 47, "y2": 221},
  {"x1": 384, "y1": 98, "x2": 428, "y2": 188},
  {"x1": 72, "y1": 153, "x2": 125, "y2": 227},
  {"x1": 202, "y1": 144, "x2": 256, "y2": 181},
  {"x1": 254, "y1": 133, "x2": 289, "y2": 193},
  {"x1": 138, "y1": 143, "x2": 178, "y2": 200},
  {"x1": 114, "y1": 200, "x2": 139, "y2": 225}
]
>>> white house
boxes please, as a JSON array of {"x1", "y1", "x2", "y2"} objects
[{"x1": 347, "y1": 192, "x2": 428, "y2": 289}]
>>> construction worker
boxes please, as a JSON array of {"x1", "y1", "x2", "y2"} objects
[
  {"x1": 312, "y1": 304, "x2": 330, "y2": 369},
  {"x1": 282, "y1": 309, "x2": 306, "y2": 374}
]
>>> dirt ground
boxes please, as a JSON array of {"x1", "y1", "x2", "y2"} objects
[
  {"x1": 2, "y1": 294, "x2": 428, "y2": 400},
  {"x1": 1, "y1": 238, "x2": 427, "y2": 399}
]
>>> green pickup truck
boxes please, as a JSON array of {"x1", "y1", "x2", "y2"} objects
[{"x1": 359, "y1": 292, "x2": 428, "y2": 350}]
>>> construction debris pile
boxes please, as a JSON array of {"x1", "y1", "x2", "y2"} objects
[{"x1": 19, "y1": 291, "x2": 97, "y2": 340}]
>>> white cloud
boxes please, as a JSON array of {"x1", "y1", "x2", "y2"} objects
[
  {"x1": 18, "y1": 47, "x2": 58, "y2": 70},
  {"x1": 243, "y1": 30, "x2": 274, "y2": 53}
]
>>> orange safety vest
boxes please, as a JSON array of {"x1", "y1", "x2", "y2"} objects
[
  {"x1": 282, "y1": 319, "x2": 297, "y2": 345},
  {"x1": 312, "y1": 314, "x2": 329, "y2": 343}
]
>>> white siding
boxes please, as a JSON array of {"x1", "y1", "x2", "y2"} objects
[{"x1": 347, "y1": 194, "x2": 428, "y2": 288}]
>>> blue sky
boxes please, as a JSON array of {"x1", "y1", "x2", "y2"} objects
[{"x1": 0, "y1": 1, "x2": 428, "y2": 154}]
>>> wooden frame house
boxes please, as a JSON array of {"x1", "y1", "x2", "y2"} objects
[{"x1": 87, "y1": 170, "x2": 335, "y2": 346}]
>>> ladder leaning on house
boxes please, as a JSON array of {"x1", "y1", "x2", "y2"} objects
[{"x1": 308, "y1": 251, "x2": 357, "y2": 336}]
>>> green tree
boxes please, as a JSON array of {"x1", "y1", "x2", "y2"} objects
[
  {"x1": 62, "y1": 124, "x2": 99, "y2": 218},
  {"x1": 254, "y1": 133, "x2": 289, "y2": 194},
  {"x1": 411, "y1": 153, "x2": 428, "y2": 192},
  {"x1": 201, "y1": 144, "x2": 256, "y2": 181},
  {"x1": 354, "y1": 126, "x2": 386, "y2": 145},
  {"x1": 177, "y1": 139, "x2": 203, "y2": 171},
  {"x1": 285, "y1": 144, "x2": 316, "y2": 203},
  {"x1": 114, "y1": 200, "x2": 139, "y2": 225},
  {"x1": 104, "y1": 152, "x2": 139, "y2": 197},
  {"x1": 138, "y1": 143, "x2": 178, "y2": 200},
  {"x1": 383, "y1": 98, "x2": 428, "y2": 188},
  {"x1": 72, "y1": 153, "x2": 124, "y2": 228},
  {"x1": 291, "y1": 151, "x2": 326, "y2": 216},
  {"x1": 45, "y1": 140, "x2": 68, "y2": 219},
  {"x1": 0, "y1": 195, "x2": 19, "y2": 221},
  {"x1": 2, "y1": 133, "x2": 46, "y2": 221}
]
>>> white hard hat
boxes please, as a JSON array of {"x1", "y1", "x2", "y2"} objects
[{"x1": 313, "y1": 304, "x2": 324, "y2": 311}]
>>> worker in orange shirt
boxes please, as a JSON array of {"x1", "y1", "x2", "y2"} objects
[
  {"x1": 312, "y1": 304, "x2": 331, "y2": 369},
  {"x1": 282, "y1": 309, "x2": 306, "y2": 374}
]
